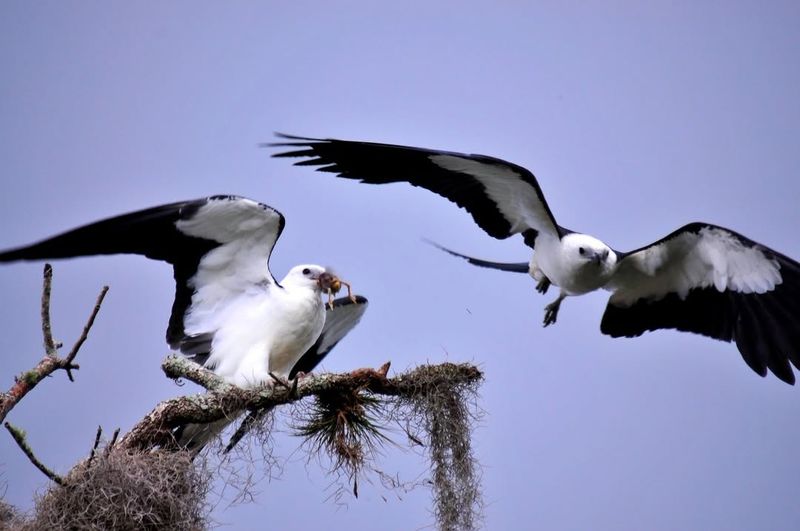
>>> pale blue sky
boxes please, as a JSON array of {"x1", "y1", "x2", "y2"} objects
[{"x1": 1, "y1": 2, "x2": 799, "y2": 529}]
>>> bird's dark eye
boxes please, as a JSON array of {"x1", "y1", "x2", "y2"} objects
[
  {"x1": 302, "y1": 268, "x2": 311, "y2": 275},
  {"x1": 578, "y1": 247, "x2": 585, "y2": 255}
]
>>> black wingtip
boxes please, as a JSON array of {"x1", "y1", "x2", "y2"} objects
[
  {"x1": 0, "y1": 247, "x2": 29, "y2": 263},
  {"x1": 0, "y1": 242, "x2": 74, "y2": 263},
  {"x1": 263, "y1": 132, "x2": 329, "y2": 152},
  {"x1": 274, "y1": 132, "x2": 315, "y2": 141}
]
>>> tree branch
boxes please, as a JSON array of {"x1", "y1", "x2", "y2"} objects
[
  {"x1": 88, "y1": 425, "x2": 103, "y2": 464},
  {"x1": 120, "y1": 356, "x2": 482, "y2": 451},
  {"x1": 162, "y1": 355, "x2": 233, "y2": 392},
  {"x1": 4, "y1": 422, "x2": 64, "y2": 485},
  {"x1": 40, "y1": 264, "x2": 59, "y2": 357},
  {"x1": 0, "y1": 265, "x2": 109, "y2": 424},
  {"x1": 63, "y1": 281, "x2": 109, "y2": 381}
]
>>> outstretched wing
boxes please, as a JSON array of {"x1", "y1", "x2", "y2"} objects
[
  {"x1": 289, "y1": 295, "x2": 369, "y2": 379},
  {"x1": 602, "y1": 222, "x2": 800, "y2": 384},
  {"x1": 0, "y1": 195, "x2": 286, "y2": 353},
  {"x1": 270, "y1": 134, "x2": 566, "y2": 246}
]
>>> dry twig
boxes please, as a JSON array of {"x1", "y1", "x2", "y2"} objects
[
  {"x1": 0, "y1": 264, "x2": 108, "y2": 423},
  {"x1": 4, "y1": 422, "x2": 64, "y2": 485},
  {"x1": 0, "y1": 264, "x2": 108, "y2": 487},
  {"x1": 88, "y1": 425, "x2": 103, "y2": 464}
]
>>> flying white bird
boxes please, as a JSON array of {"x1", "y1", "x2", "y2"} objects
[
  {"x1": 0, "y1": 195, "x2": 368, "y2": 448},
  {"x1": 271, "y1": 134, "x2": 800, "y2": 385}
]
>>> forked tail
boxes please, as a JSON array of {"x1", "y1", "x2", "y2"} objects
[{"x1": 424, "y1": 239, "x2": 529, "y2": 273}]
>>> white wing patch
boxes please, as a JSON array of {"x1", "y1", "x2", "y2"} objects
[
  {"x1": 429, "y1": 154, "x2": 558, "y2": 237},
  {"x1": 610, "y1": 227, "x2": 782, "y2": 306},
  {"x1": 176, "y1": 197, "x2": 285, "y2": 334},
  {"x1": 176, "y1": 197, "x2": 278, "y2": 241}
]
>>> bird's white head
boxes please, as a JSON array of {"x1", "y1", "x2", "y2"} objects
[
  {"x1": 281, "y1": 264, "x2": 351, "y2": 296},
  {"x1": 562, "y1": 233, "x2": 618, "y2": 284},
  {"x1": 282, "y1": 264, "x2": 329, "y2": 291}
]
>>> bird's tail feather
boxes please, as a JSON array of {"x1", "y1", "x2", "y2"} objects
[
  {"x1": 173, "y1": 417, "x2": 235, "y2": 455},
  {"x1": 424, "y1": 239, "x2": 530, "y2": 273}
]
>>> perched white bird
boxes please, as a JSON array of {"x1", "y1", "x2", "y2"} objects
[
  {"x1": 271, "y1": 134, "x2": 800, "y2": 385},
  {"x1": 0, "y1": 195, "x2": 368, "y2": 448}
]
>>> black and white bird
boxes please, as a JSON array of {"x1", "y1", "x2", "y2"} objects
[
  {"x1": 0, "y1": 195, "x2": 368, "y2": 447},
  {"x1": 271, "y1": 134, "x2": 800, "y2": 385}
]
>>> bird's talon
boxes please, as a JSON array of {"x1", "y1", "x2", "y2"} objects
[
  {"x1": 542, "y1": 295, "x2": 564, "y2": 327},
  {"x1": 536, "y1": 278, "x2": 551, "y2": 295},
  {"x1": 268, "y1": 372, "x2": 291, "y2": 390}
]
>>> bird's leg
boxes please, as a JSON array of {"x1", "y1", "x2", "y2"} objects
[
  {"x1": 543, "y1": 292, "x2": 566, "y2": 327},
  {"x1": 268, "y1": 371, "x2": 291, "y2": 390},
  {"x1": 288, "y1": 375, "x2": 299, "y2": 397},
  {"x1": 268, "y1": 371, "x2": 301, "y2": 397},
  {"x1": 530, "y1": 262, "x2": 550, "y2": 294},
  {"x1": 536, "y1": 277, "x2": 551, "y2": 295}
]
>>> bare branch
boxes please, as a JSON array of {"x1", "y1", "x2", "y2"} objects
[
  {"x1": 107, "y1": 428, "x2": 120, "y2": 452},
  {"x1": 88, "y1": 425, "x2": 103, "y2": 464},
  {"x1": 5, "y1": 422, "x2": 64, "y2": 485},
  {"x1": 63, "y1": 284, "x2": 109, "y2": 381},
  {"x1": 40, "y1": 263, "x2": 58, "y2": 357},
  {"x1": 0, "y1": 265, "x2": 109, "y2": 423}
]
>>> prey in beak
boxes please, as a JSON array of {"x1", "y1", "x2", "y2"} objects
[{"x1": 318, "y1": 271, "x2": 357, "y2": 308}]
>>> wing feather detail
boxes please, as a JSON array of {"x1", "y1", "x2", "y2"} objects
[
  {"x1": 603, "y1": 223, "x2": 800, "y2": 383},
  {"x1": 0, "y1": 195, "x2": 286, "y2": 353},
  {"x1": 270, "y1": 134, "x2": 565, "y2": 246}
]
